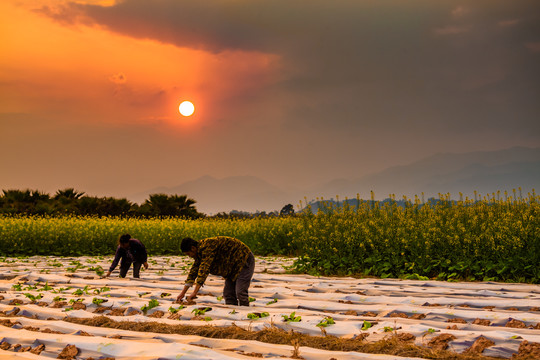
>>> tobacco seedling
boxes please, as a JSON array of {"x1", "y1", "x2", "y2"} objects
[
  {"x1": 141, "y1": 299, "x2": 160, "y2": 314},
  {"x1": 191, "y1": 307, "x2": 212, "y2": 316},
  {"x1": 282, "y1": 312, "x2": 301, "y2": 322},
  {"x1": 23, "y1": 293, "x2": 43, "y2": 301},
  {"x1": 160, "y1": 293, "x2": 171, "y2": 298},
  {"x1": 247, "y1": 312, "x2": 269, "y2": 320},
  {"x1": 266, "y1": 298, "x2": 278, "y2": 305},
  {"x1": 92, "y1": 297, "x2": 108, "y2": 306},
  {"x1": 168, "y1": 305, "x2": 185, "y2": 314},
  {"x1": 316, "y1": 317, "x2": 335, "y2": 327},
  {"x1": 361, "y1": 320, "x2": 372, "y2": 330},
  {"x1": 38, "y1": 282, "x2": 53, "y2": 291},
  {"x1": 384, "y1": 326, "x2": 394, "y2": 332},
  {"x1": 93, "y1": 287, "x2": 110, "y2": 295},
  {"x1": 53, "y1": 296, "x2": 66, "y2": 302}
]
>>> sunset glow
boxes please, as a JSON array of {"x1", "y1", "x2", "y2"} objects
[{"x1": 1, "y1": 0, "x2": 538, "y2": 214}]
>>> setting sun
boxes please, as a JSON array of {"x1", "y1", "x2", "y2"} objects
[{"x1": 179, "y1": 101, "x2": 195, "y2": 116}]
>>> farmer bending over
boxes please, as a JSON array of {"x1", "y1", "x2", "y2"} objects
[
  {"x1": 104, "y1": 234, "x2": 148, "y2": 278},
  {"x1": 177, "y1": 236, "x2": 255, "y2": 306}
]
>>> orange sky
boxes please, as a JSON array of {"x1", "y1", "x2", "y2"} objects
[{"x1": 0, "y1": 0, "x2": 280, "y2": 130}]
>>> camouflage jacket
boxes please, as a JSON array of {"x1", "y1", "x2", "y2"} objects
[{"x1": 185, "y1": 236, "x2": 251, "y2": 286}]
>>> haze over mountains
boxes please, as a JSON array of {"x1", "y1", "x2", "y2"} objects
[{"x1": 131, "y1": 147, "x2": 540, "y2": 214}]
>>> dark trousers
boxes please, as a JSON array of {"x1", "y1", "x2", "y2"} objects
[
  {"x1": 224, "y1": 252, "x2": 255, "y2": 306},
  {"x1": 120, "y1": 259, "x2": 142, "y2": 278}
]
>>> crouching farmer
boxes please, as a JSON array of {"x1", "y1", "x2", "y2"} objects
[
  {"x1": 104, "y1": 234, "x2": 148, "y2": 278},
  {"x1": 176, "y1": 236, "x2": 255, "y2": 306}
]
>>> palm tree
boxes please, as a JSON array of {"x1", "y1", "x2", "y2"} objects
[
  {"x1": 141, "y1": 193, "x2": 201, "y2": 218},
  {"x1": 54, "y1": 188, "x2": 85, "y2": 200}
]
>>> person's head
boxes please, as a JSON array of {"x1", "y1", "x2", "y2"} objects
[
  {"x1": 181, "y1": 237, "x2": 199, "y2": 259},
  {"x1": 119, "y1": 234, "x2": 131, "y2": 249}
]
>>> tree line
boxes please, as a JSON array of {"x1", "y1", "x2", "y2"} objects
[
  {"x1": 0, "y1": 189, "x2": 297, "y2": 218},
  {"x1": 0, "y1": 189, "x2": 202, "y2": 218}
]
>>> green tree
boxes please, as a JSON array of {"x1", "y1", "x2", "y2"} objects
[{"x1": 140, "y1": 193, "x2": 201, "y2": 218}]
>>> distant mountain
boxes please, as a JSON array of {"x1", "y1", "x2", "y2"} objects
[
  {"x1": 131, "y1": 175, "x2": 292, "y2": 214},
  {"x1": 310, "y1": 146, "x2": 540, "y2": 200},
  {"x1": 131, "y1": 147, "x2": 540, "y2": 214}
]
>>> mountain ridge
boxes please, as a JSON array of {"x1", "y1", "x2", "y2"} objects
[{"x1": 129, "y1": 146, "x2": 540, "y2": 214}]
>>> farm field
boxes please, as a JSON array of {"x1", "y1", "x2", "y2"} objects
[{"x1": 1, "y1": 256, "x2": 539, "y2": 359}]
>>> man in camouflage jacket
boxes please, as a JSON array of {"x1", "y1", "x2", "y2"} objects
[{"x1": 176, "y1": 236, "x2": 255, "y2": 306}]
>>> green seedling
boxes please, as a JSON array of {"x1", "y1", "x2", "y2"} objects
[
  {"x1": 361, "y1": 320, "x2": 372, "y2": 330},
  {"x1": 249, "y1": 297, "x2": 256, "y2": 303},
  {"x1": 12, "y1": 283, "x2": 22, "y2": 291},
  {"x1": 53, "y1": 296, "x2": 66, "y2": 302},
  {"x1": 229, "y1": 309, "x2": 237, "y2": 315},
  {"x1": 168, "y1": 305, "x2": 185, "y2": 314},
  {"x1": 191, "y1": 307, "x2": 212, "y2": 316},
  {"x1": 426, "y1": 328, "x2": 439, "y2": 334},
  {"x1": 23, "y1": 293, "x2": 43, "y2": 301},
  {"x1": 93, "y1": 287, "x2": 111, "y2": 295},
  {"x1": 282, "y1": 312, "x2": 301, "y2": 322},
  {"x1": 266, "y1": 298, "x2": 278, "y2": 305},
  {"x1": 38, "y1": 282, "x2": 53, "y2": 291},
  {"x1": 217, "y1": 296, "x2": 223, "y2": 301},
  {"x1": 23, "y1": 284, "x2": 37, "y2": 291},
  {"x1": 160, "y1": 292, "x2": 171, "y2": 298},
  {"x1": 203, "y1": 316, "x2": 212, "y2": 321},
  {"x1": 53, "y1": 287, "x2": 72, "y2": 294},
  {"x1": 92, "y1": 297, "x2": 108, "y2": 306},
  {"x1": 73, "y1": 285, "x2": 90, "y2": 296},
  {"x1": 138, "y1": 292, "x2": 151, "y2": 298},
  {"x1": 63, "y1": 307, "x2": 73, "y2": 312},
  {"x1": 69, "y1": 298, "x2": 84, "y2": 304},
  {"x1": 141, "y1": 299, "x2": 160, "y2": 314},
  {"x1": 384, "y1": 326, "x2": 394, "y2": 332},
  {"x1": 317, "y1": 317, "x2": 335, "y2": 327},
  {"x1": 94, "y1": 266, "x2": 105, "y2": 276},
  {"x1": 248, "y1": 312, "x2": 270, "y2": 320}
]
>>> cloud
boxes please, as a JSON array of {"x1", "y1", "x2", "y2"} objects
[
  {"x1": 433, "y1": 25, "x2": 470, "y2": 36},
  {"x1": 498, "y1": 19, "x2": 521, "y2": 28},
  {"x1": 109, "y1": 72, "x2": 127, "y2": 84},
  {"x1": 31, "y1": 0, "x2": 540, "y2": 147},
  {"x1": 525, "y1": 42, "x2": 540, "y2": 53},
  {"x1": 451, "y1": 6, "x2": 469, "y2": 17}
]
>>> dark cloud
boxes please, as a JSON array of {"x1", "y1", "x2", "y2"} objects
[{"x1": 38, "y1": 0, "x2": 540, "y2": 152}]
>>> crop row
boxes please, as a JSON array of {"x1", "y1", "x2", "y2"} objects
[{"x1": 1, "y1": 192, "x2": 538, "y2": 282}]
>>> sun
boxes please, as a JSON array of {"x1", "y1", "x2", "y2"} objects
[{"x1": 179, "y1": 101, "x2": 195, "y2": 116}]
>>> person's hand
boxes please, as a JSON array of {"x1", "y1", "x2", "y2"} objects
[
  {"x1": 143, "y1": 262, "x2": 149, "y2": 270},
  {"x1": 176, "y1": 294, "x2": 184, "y2": 303},
  {"x1": 103, "y1": 271, "x2": 111, "y2": 278},
  {"x1": 187, "y1": 293, "x2": 197, "y2": 302}
]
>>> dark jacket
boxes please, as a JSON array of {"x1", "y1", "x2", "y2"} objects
[
  {"x1": 109, "y1": 238, "x2": 148, "y2": 272},
  {"x1": 185, "y1": 236, "x2": 251, "y2": 286}
]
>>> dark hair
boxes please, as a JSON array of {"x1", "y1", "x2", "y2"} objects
[
  {"x1": 181, "y1": 237, "x2": 198, "y2": 253},
  {"x1": 119, "y1": 234, "x2": 131, "y2": 244}
]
